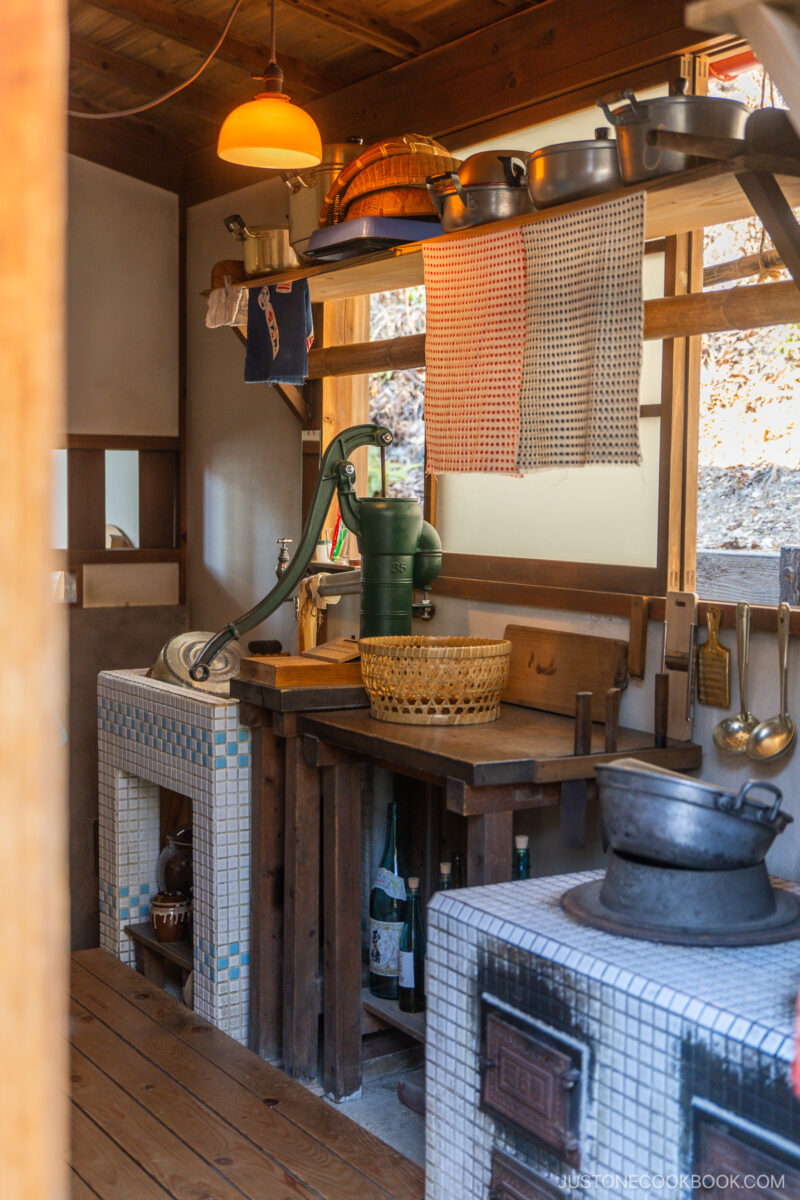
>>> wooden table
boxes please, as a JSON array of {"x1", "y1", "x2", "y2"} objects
[
  {"x1": 297, "y1": 702, "x2": 702, "y2": 1101},
  {"x1": 231, "y1": 676, "x2": 367, "y2": 1082}
]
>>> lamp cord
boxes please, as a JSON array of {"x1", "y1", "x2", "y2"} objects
[
  {"x1": 68, "y1": 0, "x2": 244, "y2": 120},
  {"x1": 270, "y1": 0, "x2": 277, "y2": 63}
]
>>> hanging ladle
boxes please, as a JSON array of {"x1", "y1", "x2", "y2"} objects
[
  {"x1": 713, "y1": 602, "x2": 759, "y2": 754},
  {"x1": 747, "y1": 602, "x2": 796, "y2": 762}
]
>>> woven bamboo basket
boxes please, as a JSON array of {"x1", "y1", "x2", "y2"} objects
[
  {"x1": 358, "y1": 636, "x2": 511, "y2": 726},
  {"x1": 345, "y1": 186, "x2": 437, "y2": 221}
]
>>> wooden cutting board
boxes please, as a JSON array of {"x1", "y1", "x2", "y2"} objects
[
  {"x1": 501, "y1": 624, "x2": 628, "y2": 722},
  {"x1": 238, "y1": 655, "x2": 364, "y2": 688}
]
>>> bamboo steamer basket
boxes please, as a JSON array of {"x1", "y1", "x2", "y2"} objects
[
  {"x1": 358, "y1": 635, "x2": 511, "y2": 726},
  {"x1": 319, "y1": 134, "x2": 458, "y2": 225},
  {"x1": 346, "y1": 187, "x2": 439, "y2": 220}
]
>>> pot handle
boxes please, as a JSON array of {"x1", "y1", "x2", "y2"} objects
[
  {"x1": 281, "y1": 172, "x2": 310, "y2": 193},
  {"x1": 596, "y1": 87, "x2": 648, "y2": 125},
  {"x1": 497, "y1": 154, "x2": 527, "y2": 186},
  {"x1": 425, "y1": 173, "x2": 448, "y2": 216},
  {"x1": 427, "y1": 170, "x2": 465, "y2": 207},
  {"x1": 730, "y1": 780, "x2": 784, "y2": 823}
]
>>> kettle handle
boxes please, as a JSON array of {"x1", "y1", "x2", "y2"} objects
[
  {"x1": 497, "y1": 155, "x2": 527, "y2": 186},
  {"x1": 426, "y1": 171, "x2": 464, "y2": 209}
]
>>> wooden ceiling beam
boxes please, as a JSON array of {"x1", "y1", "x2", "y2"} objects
[
  {"x1": 70, "y1": 35, "x2": 230, "y2": 127},
  {"x1": 80, "y1": 0, "x2": 344, "y2": 97},
  {"x1": 279, "y1": 0, "x2": 433, "y2": 58},
  {"x1": 302, "y1": 0, "x2": 722, "y2": 146}
]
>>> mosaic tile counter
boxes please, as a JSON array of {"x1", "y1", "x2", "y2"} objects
[
  {"x1": 97, "y1": 669, "x2": 251, "y2": 1044},
  {"x1": 426, "y1": 873, "x2": 800, "y2": 1200}
]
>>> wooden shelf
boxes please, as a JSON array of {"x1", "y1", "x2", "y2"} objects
[
  {"x1": 125, "y1": 921, "x2": 192, "y2": 972},
  {"x1": 362, "y1": 988, "x2": 426, "y2": 1044},
  {"x1": 236, "y1": 160, "x2": 800, "y2": 303}
]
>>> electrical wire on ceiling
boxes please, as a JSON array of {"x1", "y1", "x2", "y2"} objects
[{"x1": 67, "y1": 0, "x2": 244, "y2": 119}]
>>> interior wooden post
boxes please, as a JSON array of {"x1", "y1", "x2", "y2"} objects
[
  {"x1": 1, "y1": 0, "x2": 68, "y2": 1195},
  {"x1": 320, "y1": 298, "x2": 371, "y2": 542}
]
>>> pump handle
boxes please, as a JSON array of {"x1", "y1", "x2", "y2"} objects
[{"x1": 189, "y1": 424, "x2": 392, "y2": 681}]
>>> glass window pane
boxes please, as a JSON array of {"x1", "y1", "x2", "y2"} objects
[{"x1": 105, "y1": 449, "x2": 139, "y2": 548}]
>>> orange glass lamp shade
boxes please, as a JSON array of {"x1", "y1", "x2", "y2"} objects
[{"x1": 218, "y1": 91, "x2": 322, "y2": 169}]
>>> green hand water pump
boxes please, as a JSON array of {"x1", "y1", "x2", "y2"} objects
[{"x1": 189, "y1": 423, "x2": 441, "y2": 683}]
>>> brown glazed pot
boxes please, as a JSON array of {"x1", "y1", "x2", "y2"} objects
[{"x1": 150, "y1": 892, "x2": 191, "y2": 943}]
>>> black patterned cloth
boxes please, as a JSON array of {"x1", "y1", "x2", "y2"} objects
[{"x1": 515, "y1": 192, "x2": 645, "y2": 471}]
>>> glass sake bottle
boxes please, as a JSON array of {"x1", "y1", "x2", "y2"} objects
[
  {"x1": 398, "y1": 876, "x2": 426, "y2": 1013},
  {"x1": 368, "y1": 799, "x2": 408, "y2": 999},
  {"x1": 438, "y1": 861, "x2": 454, "y2": 891},
  {"x1": 512, "y1": 834, "x2": 531, "y2": 880}
]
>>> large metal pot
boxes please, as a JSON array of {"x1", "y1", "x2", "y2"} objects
[
  {"x1": 597, "y1": 79, "x2": 749, "y2": 184},
  {"x1": 527, "y1": 128, "x2": 622, "y2": 208},
  {"x1": 283, "y1": 139, "x2": 363, "y2": 259},
  {"x1": 595, "y1": 758, "x2": 790, "y2": 869},
  {"x1": 426, "y1": 150, "x2": 532, "y2": 231},
  {"x1": 223, "y1": 215, "x2": 299, "y2": 276}
]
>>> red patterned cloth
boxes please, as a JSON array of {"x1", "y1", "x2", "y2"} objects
[{"x1": 422, "y1": 228, "x2": 525, "y2": 473}]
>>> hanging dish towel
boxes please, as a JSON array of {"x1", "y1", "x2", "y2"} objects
[
  {"x1": 422, "y1": 227, "x2": 525, "y2": 473},
  {"x1": 245, "y1": 280, "x2": 314, "y2": 385},
  {"x1": 205, "y1": 284, "x2": 248, "y2": 328},
  {"x1": 516, "y1": 192, "x2": 645, "y2": 471}
]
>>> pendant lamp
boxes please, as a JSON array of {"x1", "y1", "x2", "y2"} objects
[{"x1": 217, "y1": 0, "x2": 322, "y2": 169}]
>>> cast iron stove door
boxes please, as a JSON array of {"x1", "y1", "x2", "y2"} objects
[{"x1": 480, "y1": 998, "x2": 582, "y2": 1167}]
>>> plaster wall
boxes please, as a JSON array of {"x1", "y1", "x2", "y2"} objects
[
  {"x1": 185, "y1": 177, "x2": 301, "y2": 649},
  {"x1": 66, "y1": 155, "x2": 179, "y2": 436},
  {"x1": 327, "y1": 593, "x2": 800, "y2": 883}
]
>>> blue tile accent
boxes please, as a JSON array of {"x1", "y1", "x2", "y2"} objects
[
  {"x1": 215, "y1": 757, "x2": 225, "y2": 768},
  {"x1": 239, "y1": 755, "x2": 249, "y2": 767},
  {"x1": 214, "y1": 731, "x2": 226, "y2": 744},
  {"x1": 230, "y1": 967, "x2": 240, "y2": 980},
  {"x1": 242, "y1": 953, "x2": 249, "y2": 965},
  {"x1": 120, "y1": 886, "x2": 129, "y2": 897},
  {"x1": 218, "y1": 957, "x2": 229, "y2": 969},
  {"x1": 227, "y1": 742, "x2": 237, "y2": 753},
  {"x1": 140, "y1": 883, "x2": 149, "y2": 894},
  {"x1": 229, "y1": 942, "x2": 239, "y2": 954}
]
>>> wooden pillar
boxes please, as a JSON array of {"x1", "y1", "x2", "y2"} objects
[
  {"x1": 466, "y1": 811, "x2": 514, "y2": 885},
  {"x1": 282, "y1": 730, "x2": 322, "y2": 1081},
  {"x1": 1, "y1": 0, "x2": 68, "y2": 1195},
  {"x1": 241, "y1": 709, "x2": 285, "y2": 1058},
  {"x1": 323, "y1": 762, "x2": 363, "y2": 1101}
]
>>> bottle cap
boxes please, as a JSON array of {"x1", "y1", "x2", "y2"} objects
[
  {"x1": 514, "y1": 835, "x2": 530, "y2": 851},
  {"x1": 439, "y1": 861, "x2": 452, "y2": 874},
  {"x1": 408, "y1": 876, "x2": 420, "y2": 890}
]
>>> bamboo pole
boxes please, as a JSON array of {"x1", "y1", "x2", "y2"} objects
[
  {"x1": 305, "y1": 281, "x2": 800, "y2": 379},
  {"x1": 703, "y1": 249, "x2": 783, "y2": 287}
]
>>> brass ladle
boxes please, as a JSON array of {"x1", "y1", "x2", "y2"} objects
[
  {"x1": 713, "y1": 602, "x2": 759, "y2": 754},
  {"x1": 747, "y1": 602, "x2": 796, "y2": 762}
]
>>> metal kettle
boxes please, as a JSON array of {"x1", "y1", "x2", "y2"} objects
[{"x1": 223, "y1": 213, "x2": 299, "y2": 276}]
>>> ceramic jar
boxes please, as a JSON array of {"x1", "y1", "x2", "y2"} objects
[
  {"x1": 150, "y1": 892, "x2": 191, "y2": 943},
  {"x1": 157, "y1": 825, "x2": 193, "y2": 898}
]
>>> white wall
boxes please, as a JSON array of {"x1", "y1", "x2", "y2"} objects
[
  {"x1": 67, "y1": 156, "x2": 179, "y2": 436},
  {"x1": 186, "y1": 177, "x2": 301, "y2": 649}
]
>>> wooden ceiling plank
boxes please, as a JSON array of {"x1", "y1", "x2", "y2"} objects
[
  {"x1": 70, "y1": 34, "x2": 229, "y2": 126},
  {"x1": 303, "y1": 0, "x2": 719, "y2": 145},
  {"x1": 279, "y1": 0, "x2": 433, "y2": 58},
  {"x1": 79, "y1": 0, "x2": 344, "y2": 97},
  {"x1": 69, "y1": 86, "x2": 205, "y2": 150}
]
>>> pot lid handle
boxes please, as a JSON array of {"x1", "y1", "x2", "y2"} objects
[
  {"x1": 596, "y1": 87, "x2": 648, "y2": 124},
  {"x1": 497, "y1": 154, "x2": 527, "y2": 186},
  {"x1": 223, "y1": 213, "x2": 247, "y2": 240},
  {"x1": 594, "y1": 127, "x2": 612, "y2": 140}
]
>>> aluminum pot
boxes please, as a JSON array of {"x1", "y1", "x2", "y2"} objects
[
  {"x1": 527, "y1": 128, "x2": 622, "y2": 208},
  {"x1": 597, "y1": 79, "x2": 749, "y2": 184},
  {"x1": 282, "y1": 139, "x2": 363, "y2": 259},
  {"x1": 223, "y1": 214, "x2": 298, "y2": 276},
  {"x1": 426, "y1": 150, "x2": 532, "y2": 231},
  {"x1": 595, "y1": 758, "x2": 790, "y2": 869}
]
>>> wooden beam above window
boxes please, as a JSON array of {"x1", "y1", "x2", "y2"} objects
[{"x1": 81, "y1": 0, "x2": 343, "y2": 98}]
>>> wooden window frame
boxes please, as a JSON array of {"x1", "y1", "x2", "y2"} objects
[{"x1": 427, "y1": 56, "x2": 705, "y2": 618}]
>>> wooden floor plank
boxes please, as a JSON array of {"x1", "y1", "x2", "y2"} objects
[
  {"x1": 71, "y1": 1106, "x2": 173, "y2": 1200},
  {"x1": 73, "y1": 950, "x2": 424, "y2": 1200},
  {"x1": 72, "y1": 1048, "x2": 252, "y2": 1200},
  {"x1": 70, "y1": 997, "x2": 318, "y2": 1200},
  {"x1": 71, "y1": 954, "x2": 423, "y2": 1200},
  {"x1": 70, "y1": 1167, "x2": 102, "y2": 1199}
]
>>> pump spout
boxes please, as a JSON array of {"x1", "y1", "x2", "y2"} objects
[{"x1": 189, "y1": 423, "x2": 392, "y2": 681}]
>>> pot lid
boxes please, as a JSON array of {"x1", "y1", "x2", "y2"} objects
[
  {"x1": 596, "y1": 759, "x2": 791, "y2": 830},
  {"x1": 529, "y1": 129, "x2": 616, "y2": 159},
  {"x1": 458, "y1": 150, "x2": 529, "y2": 187}
]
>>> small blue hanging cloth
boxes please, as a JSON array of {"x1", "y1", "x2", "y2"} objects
[{"x1": 244, "y1": 280, "x2": 314, "y2": 385}]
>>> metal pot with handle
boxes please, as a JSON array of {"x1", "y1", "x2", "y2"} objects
[
  {"x1": 527, "y1": 128, "x2": 622, "y2": 208},
  {"x1": 282, "y1": 138, "x2": 363, "y2": 259},
  {"x1": 597, "y1": 78, "x2": 749, "y2": 184},
  {"x1": 426, "y1": 150, "x2": 532, "y2": 231},
  {"x1": 223, "y1": 214, "x2": 299, "y2": 276}
]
